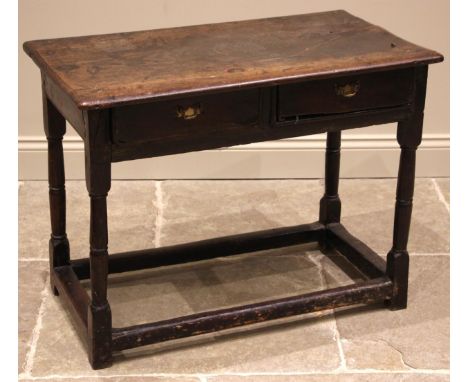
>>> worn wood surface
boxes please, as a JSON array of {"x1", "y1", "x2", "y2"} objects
[
  {"x1": 25, "y1": 9, "x2": 444, "y2": 369},
  {"x1": 112, "y1": 276, "x2": 393, "y2": 351},
  {"x1": 112, "y1": 88, "x2": 260, "y2": 144},
  {"x1": 71, "y1": 222, "x2": 325, "y2": 280},
  {"x1": 319, "y1": 131, "x2": 342, "y2": 225},
  {"x1": 386, "y1": 66, "x2": 428, "y2": 311},
  {"x1": 23, "y1": 10, "x2": 442, "y2": 109},
  {"x1": 111, "y1": 105, "x2": 412, "y2": 162},
  {"x1": 278, "y1": 68, "x2": 414, "y2": 120},
  {"x1": 43, "y1": 88, "x2": 70, "y2": 295},
  {"x1": 326, "y1": 223, "x2": 387, "y2": 278},
  {"x1": 53, "y1": 266, "x2": 90, "y2": 338},
  {"x1": 84, "y1": 109, "x2": 113, "y2": 369},
  {"x1": 43, "y1": 74, "x2": 86, "y2": 138}
]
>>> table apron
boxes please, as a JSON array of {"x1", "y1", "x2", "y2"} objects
[{"x1": 110, "y1": 104, "x2": 412, "y2": 162}]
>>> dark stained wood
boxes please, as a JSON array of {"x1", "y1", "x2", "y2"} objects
[
  {"x1": 25, "y1": 9, "x2": 443, "y2": 370},
  {"x1": 23, "y1": 10, "x2": 442, "y2": 110},
  {"x1": 277, "y1": 68, "x2": 414, "y2": 120},
  {"x1": 71, "y1": 222, "x2": 325, "y2": 280},
  {"x1": 326, "y1": 223, "x2": 387, "y2": 278},
  {"x1": 319, "y1": 131, "x2": 342, "y2": 225},
  {"x1": 111, "y1": 104, "x2": 412, "y2": 162},
  {"x1": 53, "y1": 266, "x2": 90, "y2": 339},
  {"x1": 84, "y1": 109, "x2": 113, "y2": 369},
  {"x1": 43, "y1": 87, "x2": 70, "y2": 295},
  {"x1": 112, "y1": 276, "x2": 393, "y2": 351},
  {"x1": 112, "y1": 88, "x2": 260, "y2": 144},
  {"x1": 386, "y1": 66, "x2": 428, "y2": 310},
  {"x1": 84, "y1": 110, "x2": 111, "y2": 195},
  {"x1": 42, "y1": 74, "x2": 85, "y2": 138}
]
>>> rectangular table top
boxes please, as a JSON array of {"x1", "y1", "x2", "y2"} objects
[{"x1": 24, "y1": 10, "x2": 442, "y2": 110}]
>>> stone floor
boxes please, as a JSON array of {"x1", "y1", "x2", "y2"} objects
[{"x1": 18, "y1": 178, "x2": 450, "y2": 382}]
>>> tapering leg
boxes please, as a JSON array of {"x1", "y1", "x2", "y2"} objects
[
  {"x1": 84, "y1": 109, "x2": 113, "y2": 369},
  {"x1": 386, "y1": 66, "x2": 427, "y2": 310},
  {"x1": 43, "y1": 89, "x2": 70, "y2": 295},
  {"x1": 320, "y1": 131, "x2": 342, "y2": 225}
]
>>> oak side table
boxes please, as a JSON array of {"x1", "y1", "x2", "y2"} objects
[{"x1": 24, "y1": 10, "x2": 443, "y2": 369}]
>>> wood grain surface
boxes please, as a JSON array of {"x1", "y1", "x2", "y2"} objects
[{"x1": 23, "y1": 10, "x2": 442, "y2": 109}]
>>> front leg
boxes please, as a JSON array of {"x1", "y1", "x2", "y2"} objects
[
  {"x1": 386, "y1": 66, "x2": 428, "y2": 310},
  {"x1": 42, "y1": 82, "x2": 70, "y2": 295},
  {"x1": 84, "y1": 109, "x2": 113, "y2": 369}
]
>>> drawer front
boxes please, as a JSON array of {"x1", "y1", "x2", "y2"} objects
[
  {"x1": 112, "y1": 89, "x2": 260, "y2": 144},
  {"x1": 277, "y1": 68, "x2": 414, "y2": 122}
]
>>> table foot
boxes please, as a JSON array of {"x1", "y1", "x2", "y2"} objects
[
  {"x1": 385, "y1": 250, "x2": 409, "y2": 310},
  {"x1": 88, "y1": 303, "x2": 113, "y2": 370}
]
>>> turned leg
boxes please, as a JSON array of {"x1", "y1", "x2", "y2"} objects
[
  {"x1": 43, "y1": 89, "x2": 70, "y2": 295},
  {"x1": 87, "y1": 193, "x2": 112, "y2": 368},
  {"x1": 84, "y1": 110, "x2": 113, "y2": 369},
  {"x1": 320, "y1": 131, "x2": 342, "y2": 248},
  {"x1": 385, "y1": 116, "x2": 423, "y2": 310},
  {"x1": 320, "y1": 131, "x2": 342, "y2": 224},
  {"x1": 386, "y1": 66, "x2": 427, "y2": 310},
  {"x1": 319, "y1": 131, "x2": 342, "y2": 249}
]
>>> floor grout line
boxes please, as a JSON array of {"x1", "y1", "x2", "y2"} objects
[
  {"x1": 19, "y1": 258, "x2": 49, "y2": 262},
  {"x1": 154, "y1": 180, "x2": 164, "y2": 248},
  {"x1": 19, "y1": 179, "x2": 450, "y2": 380},
  {"x1": 18, "y1": 369, "x2": 451, "y2": 380},
  {"x1": 306, "y1": 253, "x2": 348, "y2": 372},
  {"x1": 332, "y1": 321, "x2": 347, "y2": 372},
  {"x1": 377, "y1": 252, "x2": 449, "y2": 257},
  {"x1": 22, "y1": 280, "x2": 50, "y2": 377},
  {"x1": 431, "y1": 178, "x2": 450, "y2": 213}
]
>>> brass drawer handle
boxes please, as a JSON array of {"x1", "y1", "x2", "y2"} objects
[
  {"x1": 335, "y1": 82, "x2": 360, "y2": 98},
  {"x1": 176, "y1": 103, "x2": 201, "y2": 120}
]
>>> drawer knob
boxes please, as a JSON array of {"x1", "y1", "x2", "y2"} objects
[
  {"x1": 177, "y1": 104, "x2": 201, "y2": 120},
  {"x1": 335, "y1": 82, "x2": 360, "y2": 98}
]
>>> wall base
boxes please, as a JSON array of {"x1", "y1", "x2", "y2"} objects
[{"x1": 19, "y1": 134, "x2": 449, "y2": 180}]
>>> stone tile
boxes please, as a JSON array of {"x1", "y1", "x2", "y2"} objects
[
  {"x1": 339, "y1": 179, "x2": 449, "y2": 253},
  {"x1": 101, "y1": 246, "x2": 323, "y2": 326},
  {"x1": 19, "y1": 181, "x2": 52, "y2": 260},
  {"x1": 105, "y1": 181, "x2": 156, "y2": 254},
  {"x1": 332, "y1": 256, "x2": 449, "y2": 370},
  {"x1": 27, "y1": 289, "x2": 88, "y2": 376},
  {"x1": 160, "y1": 179, "x2": 448, "y2": 254},
  {"x1": 207, "y1": 374, "x2": 450, "y2": 382},
  {"x1": 21, "y1": 378, "x2": 198, "y2": 382},
  {"x1": 435, "y1": 178, "x2": 450, "y2": 204},
  {"x1": 19, "y1": 181, "x2": 156, "y2": 260},
  {"x1": 160, "y1": 180, "x2": 322, "y2": 245},
  {"x1": 318, "y1": 251, "x2": 367, "y2": 287},
  {"x1": 31, "y1": 249, "x2": 342, "y2": 376},
  {"x1": 18, "y1": 261, "x2": 48, "y2": 373},
  {"x1": 23, "y1": 179, "x2": 450, "y2": 378}
]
